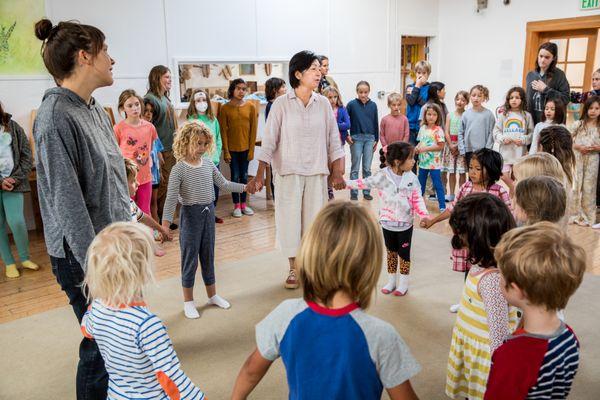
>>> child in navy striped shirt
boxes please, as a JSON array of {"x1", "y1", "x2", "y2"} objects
[
  {"x1": 81, "y1": 222, "x2": 206, "y2": 400},
  {"x1": 486, "y1": 222, "x2": 586, "y2": 399}
]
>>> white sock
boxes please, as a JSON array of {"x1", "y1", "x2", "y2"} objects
[
  {"x1": 395, "y1": 274, "x2": 409, "y2": 294},
  {"x1": 382, "y1": 274, "x2": 396, "y2": 292},
  {"x1": 208, "y1": 294, "x2": 231, "y2": 309},
  {"x1": 183, "y1": 301, "x2": 200, "y2": 319}
]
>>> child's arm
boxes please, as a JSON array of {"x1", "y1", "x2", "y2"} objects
[
  {"x1": 345, "y1": 171, "x2": 385, "y2": 191},
  {"x1": 444, "y1": 114, "x2": 452, "y2": 145},
  {"x1": 479, "y1": 272, "x2": 512, "y2": 354},
  {"x1": 387, "y1": 381, "x2": 419, "y2": 400},
  {"x1": 338, "y1": 107, "x2": 351, "y2": 132},
  {"x1": 218, "y1": 108, "x2": 231, "y2": 162},
  {"x1": 248, "y1": 103, "x2": 258, "y2": 160},
  {"x1": 402, "y1": 116, "x2": 410, "y2": 143},
  {"x1": 380, "y1": 118, "x2": 388, "y2": 147},
  {"x1": 9, "y1": 123, "x2": 33, "y2": 188},
  {"x1": 213, "y1": 164, "x2": 248, "y2": 193},
  {"x1": 405, "y1": 84, "x2": 423, "y2": 106},
  {"x1": 458, "y1": 115, "x2": 466, "y2": 155},
  {"x1": 373, "y1": 104, "x2": 380, "y2": 146},
  {"x1": 521, "y1": 112, "x2": 534, "y2": 145},
  {"x1": 420, "y1": 208, "x2": 451, "y2": 228},
  {"x1": 493, "y1": 114, "x2": 509, "y2": 145},
  {"x1": 410, "y1": 186, "x2": 429, "y2": 219},
  {"x1": 231, "y1": 348, "x2": 274, "y2": 400},
  {"x1": 161, "y1": 165, "x2": 182, "y2": 227},
  {"x1": 139, "y1": 212, "x2": 172, "y2": 241},
  {"x1": 486, "y1": 112, "x2": 496, "y2": 149},
  {"x1": 484, "y1": 343, "x2": 536, "y2": 400}
]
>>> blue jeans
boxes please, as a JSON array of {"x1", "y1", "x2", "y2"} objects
[
  {"x1": 230, "y1": 151, "x2": 249, "y2": 204},
  {"x1": 418, "y1": 168, "x2": 446, "y2": 210},
  {"x1": 350, "y1": 135, "x2": 376, "y2": 197}
]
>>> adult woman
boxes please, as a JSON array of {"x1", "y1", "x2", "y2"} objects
[
  {"x1": 218, "y1": 78, "x2": 258, "y2": 217},
  {"x1": 525, "y1": 42, "x2": 570, "y2": 125},
  {"x1": 144, "y1": 65, "x2": 177, "y2": 221},
  {"x1": 34, "y1": 18, "x2": 130, "y2": 399},
  {"x1": 251, "y1": 50, "x2": 345, "y2": 289},
  {"x1": 317, "y1": 54, "x2": 339, "y2": 94}
]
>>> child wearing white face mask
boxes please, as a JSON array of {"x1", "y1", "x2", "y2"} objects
[{"x1": 187, "y1": 89, "x2": 225, "y2": 223}]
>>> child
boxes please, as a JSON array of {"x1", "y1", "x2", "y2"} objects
[
  {"x1": 512, "y1": 152, "x2": 568, "y2": 185},
  {"x1": 569, "y1": 95, "x2": 600, "y2": 227},
  {"x1": 161, "y1": 122, "x2": 248, "y2": 319},
  {"x1": 347, "y1": 81, "x2": 379, "y2": 201},
  {"x1": 218, "y1": 78, "x2": 257, "y2": 218},
  {"x1": 124, "y1": 158, "x2": 172, "y2": 251},
  {"x1": 485, "y1": 222, "x2": 585, "y2": 399},
  {"x1": 380, "y1": 92, "x2": 410, "y2": 147},
  {"x1": 81, "y1": 222, "x2": 206, "y2": 399},
  {"x1": 405, "y1": 60, "x2": 431, "y2": 146},
  {"x1": 513, "y1": 176, "x2": 566, "y2": 226},
  {"x1": 416, "y1": 103, "x2": 446, "y2": 211},
  {"x1": 493, "y1": 86, "x2": 534, "y2": 195},
  {"x1": 421, "y1": 149, "x2": 511, "y2": 312},
  {"x1": 538, "y1": 125, "x2": 576, "y2": 187},
  {"x1": 265, "y1": 77, "x2": 286, "y2": 120},
  {"x1": 323, "y1": 86, "x2": 350, "y2": 146},
  {"x1": 143, "y1": 99, "x2": 165, "y2": 224},
  {"x1": 114, "y1": 89, "x2": 158, "y2": 215},
  {"x1": 442, "y1": 91, "x2": 469, "y2": 202},
  {"x1": 445, "y1": 193, "x2": 518, "y2": 400},
  {"x1": 458, "y1": 85, "x2": 495, "y2": 167},
  {"x1": 419, "y1": 81, "x2": 448, "y2": 127},
  {"x1": 345, "y1": 142, "x2": 428, "y2": 296},
  {"x1": 0, "y1": 103, "x2": 38, "y2": 278},
  {"x1": 231, "y1": 201, "x2": 421, "y2": 400},
  {"x1": 187, "y1": 89, "x2": 225, "y2": 223},
  {"x1": 529, "y1": 98, "x2": 566, "y2": 155}
]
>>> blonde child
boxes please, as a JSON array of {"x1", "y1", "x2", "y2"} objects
[
  {"x1": 231, "y1": 201, "x2": 421, "y2": 400},
  {"x1": 346, "y1": 81, "x2": 379, "y2": 201},
  {"x1": 486, "y1": 222, "x2": 585, "y2": 399},
  {"x1": 458, "y1": 85, "x2": 495, "y2": 167},
  {"x1": 513, "y1": 176, "x2": 566, "y2": 227},
  {"x1": 344, "y1": 142, "x2": 428, "y2": 296},
  {"x1": 114, "y1": 89, "x2": 158, "y2": 215},
  {"x1": 512, "y1": 152, "x2": 567, "y2": 184},
  {"x1": 187, "y1": 88, "x2": 225, "y2": 223},
  {"x1": 493, "y1": 86, "x2": 534, "y2": 195},
  {"x1": 161, "y1": 122, "x2": 249, "y2": 319},
  {"x1": 421, "y1": 149, "x2": 511, "y2": 312},
  {"x1": 442, "y1": 91, "x2": 469, "y2": 202},
  {"x1": 416, "y1": 103, "x2": 446, "y2": 211},
  {"x1": 569, "y1": 95, "x2": 600, "y2": 227},
  {"x1": 323, "y1": 86, "x2": 351, "y2": 146},
  {"x1": 445, "y1": 193, "x2": 518, "y2": 400},
  {"x1": 81, "y1": 222, "x2": 206, "y2": 399},
  {"x1": 380, "y1": 93, "x2": 410, "y2": 146},
  {"x1": 529, "y1": 98, "x2": 566, "y2": 154}
]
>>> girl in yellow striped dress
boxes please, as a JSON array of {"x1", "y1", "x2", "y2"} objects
[{"x1": 445, "y1": 193, "x2": 518, "y2": 400}]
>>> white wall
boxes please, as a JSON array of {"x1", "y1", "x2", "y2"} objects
[{"x1": 437, "y1": 0, "x2": 600, "y2": 112}]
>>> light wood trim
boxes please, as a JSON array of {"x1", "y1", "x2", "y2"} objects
[{"x1": 585, "y1": 33, "x2": 598, "y2": 90}]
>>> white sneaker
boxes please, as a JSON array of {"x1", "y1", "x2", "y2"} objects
[
  {"x1": 393, "y1": 274, "x2": 409, "y2": 296},
  {"x1": 207, "y1": 294, "x2": 231, "y2": 309},
  {"x1": 232, "y1": 208, "x2": 242, "y2": 218},
  {"x1": 184, "y1": 301, "x2": 200, "y2": 319},
  {"x1": 242, "y1": 206, "x2": 254, "y2": 216},
  {"x1": 592, "y1": 223, "x2": 600, "y2": 229},
  {"x1": 449, "y1": 303, "x2": 460, "y2": 313}
]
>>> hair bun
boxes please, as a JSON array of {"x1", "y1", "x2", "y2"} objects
[{"x1": 34, "y1": 19, "x2": 53, "y2": 41}]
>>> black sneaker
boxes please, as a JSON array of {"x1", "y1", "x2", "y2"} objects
[
  {"x1": 427, "y1": 194, "x2": 437, "y2": 200},
  {"x1": 350, "y1": 195, "x2": 358, "y2": 201},
  {"x1": 363, "y1": 194, "x2": 373, "y2": 201}
]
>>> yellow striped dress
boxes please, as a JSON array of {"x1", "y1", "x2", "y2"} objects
[{"x1": 446, "y1": 268, "x2": 518, "y2": 400}]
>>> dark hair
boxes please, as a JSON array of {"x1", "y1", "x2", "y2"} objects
[
  {"x1": 317, "y1": 55, "x2": 329, "y2": 63},
  {"x1": 35, "y1": 19, "x2": 105, "y2": 82},
  {"x1": 541, "y1": 97, "x2": 566, "y2": 124},
  {"x1": 427, "y1": 81, "x2": 445, "y2": 105},
  {"x1": 356, "y1": 80, "x2": 370, "y2": 91},
  {"x1": 0, "y1": 102, "x2": 10, "y2": 130},
  {"x1": 449, "y1": 193, "x2": 515, "y2": 268},
  {"x1": 227, "y1": 78, "x2": 247, "y2": 99},
  {"x1": 289, "y1": 50, "x2": 319, "y2": 89},
  {"x1": 379, "y1": 142, "x2": 414, "y2": 168},
  {"x1": 581, "y1": 95, "x2": 600, "y2": 126},
  {"x1": 147, "y1": 65, "x2": 170, "y2": 98},
  {"x1": 503, "y1": 86, "x2": 527, "y2": 113},
  {"x1": 536, "y1": 42, "x2": 559, "y2": 79},
  {"x1": 539, "y1": 125, "x2": 575, "y2": 185},
  {"x1": 420, "y1": 103, "x2": 443, "y2": 127},
  {"x1": 455, "y1": 90, "x2": 470, "y2": 104},
  {"x1": 471, "y1": 148, "x2": 503, "y2": 189},
  {"x1": 265, "y1": 77, "x2": 286, "y2": 102}
]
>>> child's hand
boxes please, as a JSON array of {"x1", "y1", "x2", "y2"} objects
[
  {"x1": 414, "y1": 147, "x2": 420, "y2": 155},
  {"x1": 346, "y1": 136, "x2": 354, "y2": 145},
  {"x1": 503, "y1": 138, "x2": 512, "y2": 145},
  {"x1": 1, "y1": 179, "x2": 14, "y2": 191},
  {"x1": 372, "y1": 142, "x2": 377, "y2": 152},
  {"x1": 160, "y1": 225, "x2": 173, "y2": 241},
  {"x1": 514, "y1": 138, "x2": 523, "y2": 146},
  {"x1": 419, "y1": 217, "x2": 433, "y2": 229}
]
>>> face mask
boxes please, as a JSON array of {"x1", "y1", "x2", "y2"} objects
[{"x1": 196, "y1": 101, "x2": 208, "y2": 113}]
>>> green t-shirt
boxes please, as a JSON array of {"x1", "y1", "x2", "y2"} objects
[{"x1": 144, "y1": 93, "x2": 176, "y2": 151}]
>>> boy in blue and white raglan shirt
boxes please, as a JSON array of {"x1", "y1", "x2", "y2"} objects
[
  {"x1": 405, "y1": 60, "x2": 431, "y2": 146},
  {"x1": 231, "y1": 202, "x2": 421, "y2": 400}
]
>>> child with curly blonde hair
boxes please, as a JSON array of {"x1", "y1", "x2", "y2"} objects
[
  {"x1": 81, "y1": 222, "x2": 206, "y2": 399},
  {"x1": 162, "y1": 122, "x2": 249, "y2": 318}
]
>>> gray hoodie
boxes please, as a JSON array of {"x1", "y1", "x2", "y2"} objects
[{"x1": 33, "y1": 87, "x2": 130, "y2": 268}]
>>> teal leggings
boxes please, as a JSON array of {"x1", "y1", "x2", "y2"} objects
[{"x1": 0, "y1": 191, "x2": 30, "y2": 266}]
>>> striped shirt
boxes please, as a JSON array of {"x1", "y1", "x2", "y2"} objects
[
  {"x1": 81, "y1": 300, "x2": 205, "y2": 400},
  {"x1": 485, "y1": 323, "x2": 579, "y2": 399},
  {"x1": 162, "y1": 159, "x2": 245, "y2": 223}
]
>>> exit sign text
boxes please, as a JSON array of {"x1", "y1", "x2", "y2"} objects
[{"x1": 581, "y1": 0, "x2": 600, "y2": 10}]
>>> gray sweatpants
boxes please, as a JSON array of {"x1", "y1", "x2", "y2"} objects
[{"x1": 180, "y1": 203, "x2": 216, "y2": 288}]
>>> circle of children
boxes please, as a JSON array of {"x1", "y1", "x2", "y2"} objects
[{"x1": 1, "y1": 19, "x2": 597, "y2": 400}]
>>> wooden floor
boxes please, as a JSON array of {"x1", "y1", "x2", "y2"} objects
[{"x1": 1, "y1": 189, "x2": 599, "y2": 324}]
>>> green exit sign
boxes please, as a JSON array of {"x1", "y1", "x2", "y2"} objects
[{"x1": 581, "y1": 0, "x2": 600, "y2": 10}]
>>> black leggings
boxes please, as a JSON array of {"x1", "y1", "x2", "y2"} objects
[{"x1": 383, "y1": 227, "x2": 413, "y2": 274}]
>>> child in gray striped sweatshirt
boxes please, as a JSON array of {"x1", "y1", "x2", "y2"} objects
[{"x1": 162, "y1": 122, "x2": 249, "y2": 319}]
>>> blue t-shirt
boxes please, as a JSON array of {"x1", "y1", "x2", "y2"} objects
[
  {"x1": 151, "y1": 137, "x2": 164, "y2": 185},
  {"x1": 256, "y1": 298, "x2": 420, "y2": 399}
]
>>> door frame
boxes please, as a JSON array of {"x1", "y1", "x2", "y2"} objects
[{"x1": 523, "y1": 15, "x2": 600, "y2": 88}]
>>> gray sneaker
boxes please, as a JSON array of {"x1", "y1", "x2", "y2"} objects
[
  {"x1": 242, "y1": 206, "x2": 254, "y2": 216},
  {"x1": 232, "y1": 208, "x2": 242, "y2": 218}
]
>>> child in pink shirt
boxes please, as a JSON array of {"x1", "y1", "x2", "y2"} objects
[
  {"x1": 380, "y1": 93, "x2": 410, "y2": 146},
  {"x1": 114, "y1": 89, "x2": 158, "y2": 215}
]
